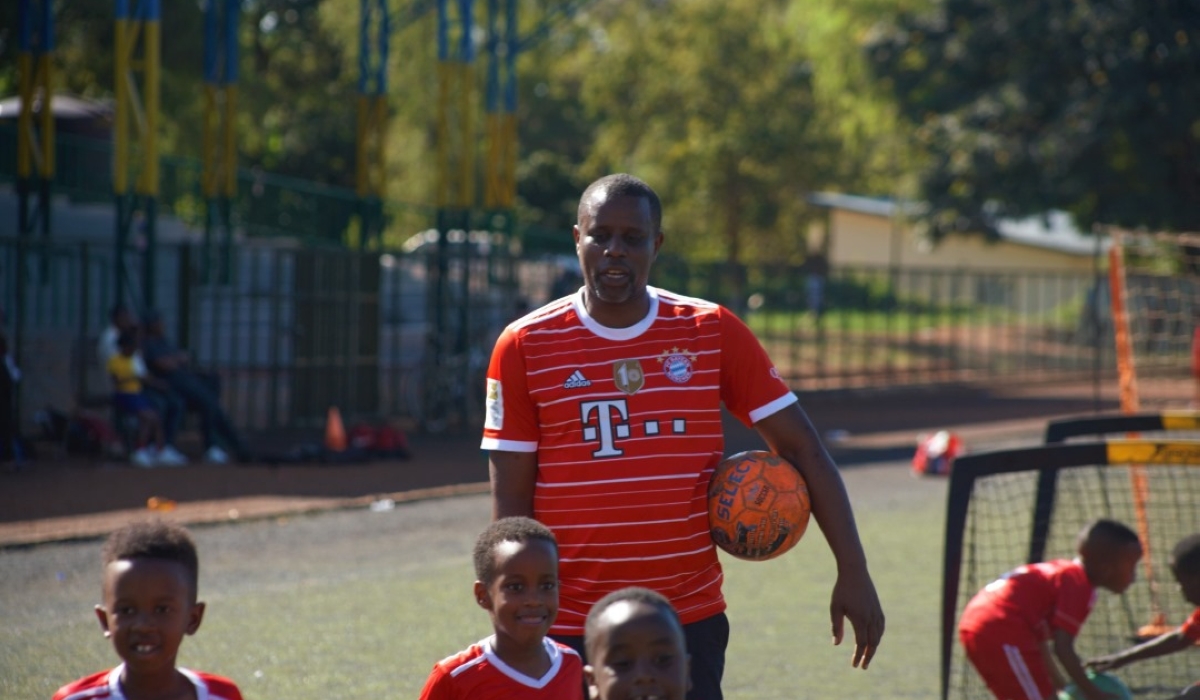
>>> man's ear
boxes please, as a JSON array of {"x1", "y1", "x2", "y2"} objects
[
  {"x1": 573, "y1": 225, "x2": 582, "y2": 247},
  {"x1": 186, "y1": 600, "x2": 206, "y2": 635},
  {"x1": 94, "y1": 605, "x2": 111, "y2": 637},
  {"x1": 473, "y1": 581, "x2": 490, "y2": 610}
]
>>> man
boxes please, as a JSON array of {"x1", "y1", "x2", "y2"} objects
[
  {"x1": 141, "y1": 310, "x2": 250, "y2": 464},
  {"x1": 480, "y1": 173, "x2": 884, "y2": 699}
]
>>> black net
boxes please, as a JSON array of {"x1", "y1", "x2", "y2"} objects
[{"x1": 948, "y1": 448, "x2": 1200, "y2": 699}]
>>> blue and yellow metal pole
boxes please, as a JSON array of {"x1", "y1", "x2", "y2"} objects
[
  {"x1": 202, "y1": 0, "x2": 239, "y2": 281},
  {"x1": 14, "y1": 0, "x2": 54, "y2": 416},
  {"x1": 356, "y1": 0, "x2": 389, "y2": 249},
  {"x1": 484, "y1": 0, "x2": 517, "y2": 236},
  {"x1": 113, "y1": 0, "x2": 161, "y2": 308}
]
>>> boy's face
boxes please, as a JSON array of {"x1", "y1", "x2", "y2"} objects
[
  {"x1": 474, "y1": 538, "x2": 559, "y2": 655},
  {"x1": 1173, "y1": 567, "x2": 1200, "y2": 607},
  {"x1": 94, "y1": 558, "x2": 204, "y2": 677},
  {"x1": 1094, "y1": 541, "x2": 1143, "y2": 594},
  {"x1": 584, "y1": 600, "x2": 690, "y2": 700}
]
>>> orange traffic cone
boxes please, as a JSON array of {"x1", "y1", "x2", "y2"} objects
[{"x1": 325, "y1": 406, "x2": 347, "y2": 452}]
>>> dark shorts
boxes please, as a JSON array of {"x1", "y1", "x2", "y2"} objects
[
  {"x1": 113, "y1": 392, "x2": 152, "y2": 414},
  {"x1": 553, "y1": 611, "x2": 730, "y2": 700}
]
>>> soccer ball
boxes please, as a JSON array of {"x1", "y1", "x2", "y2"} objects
[
  {"x1": 1058, "y1": 671, "x2": 1133, "y2": 700},
  {"x1": 707, "y1": 450, "x2": 811, "y2": 561}
]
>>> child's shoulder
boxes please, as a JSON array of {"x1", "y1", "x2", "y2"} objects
[
  {"x1": 182, "y1": 668, "x2": 244, "y2": 700},
  {"x1": 549, "y1": 638, "x2": 582, "y2": 661},
  {"x1": 429, "y1": 640, "x2": 489, "y2": 673},
  {"x1": 53, "y1": 669, "x2": 117, "y2": 700}
]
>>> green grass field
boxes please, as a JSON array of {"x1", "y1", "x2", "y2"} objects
[{"x1": 0, "y1": 463, "x2": 948, "y2": 700}]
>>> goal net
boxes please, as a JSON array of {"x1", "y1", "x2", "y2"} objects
[
  {"x1": 1107, "y1": 229, "x2": 1200, "y2": 411},
  {"x1": 941, "y1": 439, "x2": 1200, "y2": 700}
]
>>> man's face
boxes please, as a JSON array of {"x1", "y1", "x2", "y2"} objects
[{"x1": 573, "y1": 193, "x2": 662, "y2": 328}]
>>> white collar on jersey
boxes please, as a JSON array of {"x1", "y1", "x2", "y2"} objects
[
  {"x1": 480, "y1": 635, "x2": 566, "y2": 688},
  {"x1": 573, "y1": 285, "x2": 660, "y2": 341}
]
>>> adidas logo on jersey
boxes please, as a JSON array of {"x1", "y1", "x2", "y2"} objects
[{"x1": 563, "y1": 370, "x2": 592, "y2": 389}]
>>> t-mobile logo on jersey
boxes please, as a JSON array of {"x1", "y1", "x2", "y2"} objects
[{"x1": 579, "y1": 400, "x2": 687, "y2": 458}]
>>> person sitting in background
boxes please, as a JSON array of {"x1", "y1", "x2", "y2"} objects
[
  {"x1": 107, "y1": 330, "x2": 185, "y2": 467},
  {"x1": 97, "y1": 303, "x2": 187, "y2": 463},
  {"x1": 0, "y1": 332, "x2": 22, "y2": 466},
  {"x1": 141, "y1": 310, "x2": 250, "y2": 464}
]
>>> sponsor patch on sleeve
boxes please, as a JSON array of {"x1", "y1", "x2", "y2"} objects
[{"x1": 484, "y1": 378, "x2": 503, "y2": 430}]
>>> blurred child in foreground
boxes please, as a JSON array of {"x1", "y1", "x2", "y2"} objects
[{"x1": 584, "y1": 587, "x2": 691, "y2": 700}]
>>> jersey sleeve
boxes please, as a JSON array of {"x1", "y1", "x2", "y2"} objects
[
  {"x1": 1049, "y1": 566, "x2": 1095, "y2": 636},
  {"x1": 418, "y1": 664, "x2": 456, "y2": 700},
  {"x1": 480, "y1": 327, "x2": 540, "y2": 452},
  {"x1": 1181, "y1": 607, "x2": 1200, "y2": 641},
  {"x1": 717, "y1": 308, "x2": 797, "y2": 426}
]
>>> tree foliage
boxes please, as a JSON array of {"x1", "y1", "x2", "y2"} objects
[
  {"x1": 557, "y1": 0, "x2": 834, "y2": 264},
  {"x1": 3, "y1": 0, "x2": 931, "y2": 259},
  {"x1": 866, "y1": 0, "x2": 1200, "y2": 236}
]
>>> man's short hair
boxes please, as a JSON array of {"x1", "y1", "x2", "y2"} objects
[
  {"x1": 578, "y1": 173, "x2": 663, "y2": 234},
  {"x1": 102, "y1": 519, "x2": 200, "y2": 598},
  {"x1": 1172, "y1": 534, "x2": 1200, "y2": 576},
  {"x1": 473, "y1": 516, "x2": 558, "y2": 585}
]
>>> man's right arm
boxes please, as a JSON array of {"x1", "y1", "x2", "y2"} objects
[{"x1": 488, "y1": 450, "x2": 538, "y2": 520}]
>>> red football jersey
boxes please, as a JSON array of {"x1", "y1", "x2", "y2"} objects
[
  {"x1": 418, "y1": 636, "x2": 583, "y2": 700},
  {"x1": 959, "y1": 558, "x2": 1097, "y2": 639},
  {"x1": 53, "y1": 666, "x2": 243, "y2": 700},
  {"x1": 1182, "y1": 607, "x2": 1200, "y2": 641},
  {"x1": 481, "y1": 287, "x2": 797, "y2": 633}
]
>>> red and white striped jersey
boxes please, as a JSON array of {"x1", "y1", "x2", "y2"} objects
[
  {"x1": 53, "y1": 666, "x2": 243, "y2": 700},
  {"x1": 481, "y1": 286, "x2": 796, "y2": 633}
]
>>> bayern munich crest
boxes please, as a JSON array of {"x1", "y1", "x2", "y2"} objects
[{"x1": 658, "y1": 347, "x2": 697, "y2": 384}]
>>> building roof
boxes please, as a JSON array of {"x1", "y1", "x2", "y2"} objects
[{"x1": 807, "y1": 191, "x2": 1109, "y2": 257}]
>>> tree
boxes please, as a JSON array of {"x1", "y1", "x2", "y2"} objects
[
  {"x1": 866, "y1": 0, "x2": 1200, "y2": 237},
  {"x1": 565, "y1": 0, "x2": 839, "y2": 265}
]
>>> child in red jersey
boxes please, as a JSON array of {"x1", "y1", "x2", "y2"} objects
[
  {"x1": 419, "y1": 517, "x2": 583, "y2": 700},
  {"x1": 52, "y1": 519, "x2": 243, "y2": 700},
  {"x1": 1087, "y1": 533, "x2": 1200, "y2": 697},
  {"x1": 584, "y1": 587, "x2": 691, "y2": 700},
  {"x1": 958, "y1": 518, "x2": 1143, "y2": 700}
]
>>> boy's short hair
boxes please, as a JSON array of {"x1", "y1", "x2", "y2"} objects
[
  {"x1": 1078, "y1": 518, "x2": 1141, "y2": 551},
  {"x1": 584, "y1": 586, "x2": 683, "y2": 657},
  {"x1": 473, "y1": 516, "x2": 558, "y2": 585},
  {"x1": 1172, "y1": 534, "x2": 1200, "y2": 576},
  {"x1": 102, "y1": 519, "x2": 200, "y2": 599}
]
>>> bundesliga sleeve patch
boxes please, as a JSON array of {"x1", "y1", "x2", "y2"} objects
[{"x1": 485, "y1": 378, "x2": 503, "y2": 430}]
